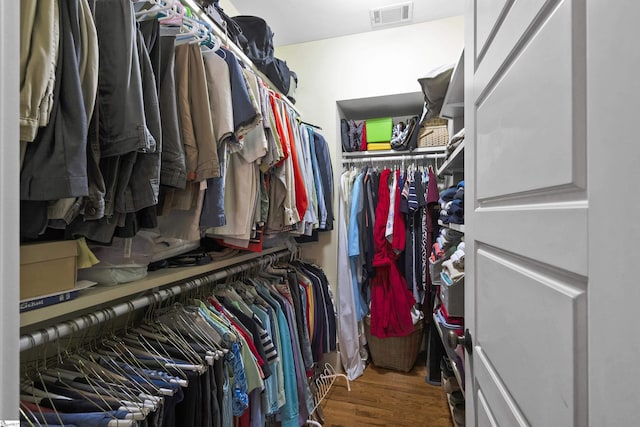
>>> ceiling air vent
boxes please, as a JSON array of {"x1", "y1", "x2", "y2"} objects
[{"x1": 370, "y1": 2, "x2": 413, "y2": 28}]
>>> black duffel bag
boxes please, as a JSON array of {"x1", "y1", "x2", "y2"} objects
[
  {"x1": 262, "y1": 57, "x2": 292, "y2": 96},
  {"x1": 231, "y1": 16, "x2": 275, "y2": 66}
]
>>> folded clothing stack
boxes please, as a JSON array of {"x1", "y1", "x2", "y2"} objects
[
  {"x1": 78, "y1": 230, "x2": 201, "y2": 286},
  {"x1": 439, "y1": 181, "x2": 464, "y2": 224},
  {"x1": 445, "y1": 128, "x2": 465, "y2": 157},
  {"x1": 431, "y1": 228, "x2": 464, "y2": 263},
  {"x1": 429, "y1": 227, "x2": 464, "y2": 284}
]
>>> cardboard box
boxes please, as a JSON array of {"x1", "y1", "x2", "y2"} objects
[{"x1": 20, "y1": 240, "x2": 78, "y2": 300}]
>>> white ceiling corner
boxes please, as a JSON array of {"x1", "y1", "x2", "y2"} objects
[{"x1": 224, "y1": 0, "x2": 464, "y2": 46}]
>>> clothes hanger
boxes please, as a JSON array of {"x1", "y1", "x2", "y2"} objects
[
  {"x1": 18, "y1": 406, "x2": 38, "y2": 427},
  {"x1": 98, "y1": 339, "x2": 172, "y2": 395},
  {"x1": 19, "y1": 400, "x2": 51, "y2": 427},
  {"x1": 36, "y1": 372, "x2": 147, "y2": 414},
  {"x1": 125, "y1": 335, "x2": 188, "y2": 377},
  {"x1": 20, "y1": 381, "x2": 72, "y2": 401},
  {"x1": 199, "y1": 298, "x2": 239, "y2": 346},
  {"x1": 138, "y1": 320, "x2": 203, "y2": 367},
  {"x1": 135, "y1": 330, "x2": 196, "y2": 379},
  {"x1": 177, "y1": 14, "x2": 216, "y2": 47},
  {"x1": 63, "y1": 352, "x2": 155, "y2": 405},
  {"x1": 188, "y1": 17, "x2": 220, "y2": 52},
  {"x1": 105, "y1": 336, "x2": 202, "y2": 374},
  {"x1": 77, "y1": 344, "x2": 154, "y2": 403},
  {"x1": 175, "y1": 15, "x2": 202, "y2": 45},
  {"x1": 135, "y1": 0, "x2": 175, "y2": 19},
  {"x1": 39, "y1": 366, "x2": 147, "y2": 420},
  {"x1": 147, "y1": 306, "x2": 212, "y2": 372},
  {"x1": 158, "y1": 0, "x2": 185, "y2": 24},
  {"x1": 174, "y1": 304, "x2": 226, "y2": 357},
  {"x1": 86, "y1": 309, "x2": 165, "y2": 403},
  {"x1": 52, "y1": 361, "x2": 146, "y2": 412}
]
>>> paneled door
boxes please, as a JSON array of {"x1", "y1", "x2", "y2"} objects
[
  {"x1": 464, "y1": 1, "x2": 589, "y2": 425},
  {"x1": 465, "y1": 0, "x2": 640, "y2": 425}
]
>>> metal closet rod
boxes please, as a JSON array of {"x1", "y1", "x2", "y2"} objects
[
  {"x1": 19, "y1": 248, "x2": 291, "y2": 352},
  {"x1": 342, "y1": 153, "x2": 446, "y2": 164}
]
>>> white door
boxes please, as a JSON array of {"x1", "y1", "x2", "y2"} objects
[
  {"x1": 465, "y1": 0, "x2": 589, "y2": 424},
  {"x1": 466, "y1": 0, "x2": 640, "y2": 424},
  {"x1": 0, "y1": 0, "x2": 20, "y2": 419}
]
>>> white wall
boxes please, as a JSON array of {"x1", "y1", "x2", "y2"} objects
[
  {"x1": 218, "y1": 0, "x2": 240, "y2": 16},
  {"x1": 276, "y1": 16, "x2": 464, "y2": 288}
]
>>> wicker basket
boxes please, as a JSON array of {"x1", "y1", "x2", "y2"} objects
[
  {"x1": 364, "y1": 315, "x2": 424, "y2": 372},
  {"x1": 417, "y1": 117, "x2": 449, "y2": 147}
]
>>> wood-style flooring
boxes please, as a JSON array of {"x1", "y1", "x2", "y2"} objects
[{"x1": 318, "y1": 353, "x2": 453, "y2": 427}]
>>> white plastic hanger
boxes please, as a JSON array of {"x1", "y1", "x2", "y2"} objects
[{"x1": 135, "y1": 0, "x2": 176, "y2": 19}]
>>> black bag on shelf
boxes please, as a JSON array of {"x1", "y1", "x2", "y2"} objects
[
  {"x1": 194, "y1": 2, "x2": 297, "y2": 98},
  {"x1": 231, "y1": 16, "x2": 275, "y2": 66},
  {"x1": 341, "y1": 119, "x2": 351, "y2": 152},
  {"x1": 262, "y1": 57, "x2": 292, "y2": 95},
  {"x1": 197, "y1": 0, "x2": 248, "y2": 48},
  {"x1": 340, "y1": 119, "x2": 363, "y2": 152}
]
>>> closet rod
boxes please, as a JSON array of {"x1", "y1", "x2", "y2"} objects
[
  {"x1": 182, "y1": 0, "x2": 300, "y2": 115},
  {"x1": 19, "y1": 249, "x2": 291, "y2": 352},
  {"x1": 341, "y1": 153, "x2": 446, "y2": 164}
]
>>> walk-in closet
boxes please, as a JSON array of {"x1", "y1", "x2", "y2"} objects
[{"x1": 4, "y1": 0, "x2": 640, "y2": 426}]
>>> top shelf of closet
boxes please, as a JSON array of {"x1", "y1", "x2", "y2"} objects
[
  {"x1": 183, "y1": 0, "x2": 299, "y2": 115},
  {"x1": 20, "y1": 246, "x2": 288, "y2": 331},
  {"x1": 440, "y1": 50, "x2": 464, "y2": 120},
  {"x1": 436, "y1": 141, "x2": 464, "y2": 176}
]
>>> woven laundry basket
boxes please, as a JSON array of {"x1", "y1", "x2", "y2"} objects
[
  {"x1": 364, "y1": 315, "x2": 424, "y2": 372},
  {"x1": 417, "y1": 117, "x2": 449, "y2": 147}
]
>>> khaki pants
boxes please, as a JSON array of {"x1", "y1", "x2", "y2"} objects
[{"x1": 20, "y1": 0, "x2": 59, "y2": 142}]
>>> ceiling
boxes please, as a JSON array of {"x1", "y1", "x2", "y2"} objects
[{"x1": 224, "y1": 0, "x2": 464, "y2": 46}]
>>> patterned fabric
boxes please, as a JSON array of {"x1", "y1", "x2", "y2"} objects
[{"x1": 226, "y1": 341, "x2": 249, "y2": 416}]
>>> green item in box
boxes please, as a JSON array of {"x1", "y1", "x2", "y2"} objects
[{"x1": 365, "y1": 117, "x2": 393, "y2": 143}]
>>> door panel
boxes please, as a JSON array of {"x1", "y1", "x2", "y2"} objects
[
  {"x1": 475, "y1": 349, "x2": 527, "y2": 426},
  {"x1": 477, "y1": 389, "x2": 499, "y2": 427},
  {"x1": 466, "y1": 0, "x2": 588, "y2": 425},
  {"x1": 476, "y1": 247, "x2": 587, "y2": 426},
  {"x1": 475, "y1": 0, "x2": 510, "y2": 59},
  {"x1": 474, "y1": 205, "x2": 587, "y2": 276},
  {"x1": 476, "y1": 0, "x2": 578, "y2": 200},
  {"x1": 474, "y1": 0, "x2": 563, "y2": 93}
]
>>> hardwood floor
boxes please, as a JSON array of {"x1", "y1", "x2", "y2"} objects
[{"x1": 318, "y1": 353, "x2": 453, "y2": 427}]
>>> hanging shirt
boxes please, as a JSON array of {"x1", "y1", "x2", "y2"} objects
[
  {"x1": 282, "y1": 103, "x2": 308, "y2": 222},
  {"x1": 336, "y1": 174, "x2": 366, "y2": 381},
  {"x1": 385, "y1": 171, "x2": 396, "y2": 242},
  {"x1": 348, "y1": 172, "x2": 368, "y2": 321},
  {"x1": 256, "y1": 286, "x2": 300, "y2": 427}
]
